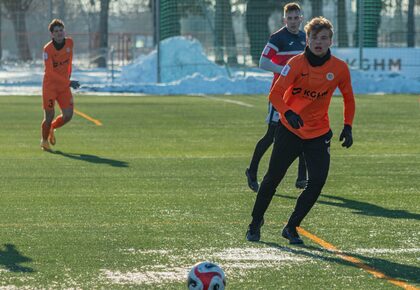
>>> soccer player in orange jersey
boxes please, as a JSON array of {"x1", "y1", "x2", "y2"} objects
[
  {"x1": 246, "y1": 17, "x2": 356, "y2": 244},
  {"x1": 40, "y1": 19, "x2": 80, "y2": 151}
]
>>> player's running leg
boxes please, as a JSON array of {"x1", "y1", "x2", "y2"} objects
[
  {"x1": 41, "y1": 109, "x2": 54, "y2": 151},
  {"x1": 48, "y1": 128, "x2": 56, "y2": 145},
  {"x1": 51, "y1": 93, "x2": 74, "y2": 146},
  {"x1": 283, "y1": 131, "x2": 331, "y2": 244},
  {"x1": 246, "y1": 124, "x2": 277, "y2": 192},
  {"x1": 247, "y1": 124, "x2": 300, "y2": 241}
]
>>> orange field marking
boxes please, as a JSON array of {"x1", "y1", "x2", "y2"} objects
[
  {"x1": 297, "y1": 227, "x2": 419, "y2": 290},
  {"x1": 74, "y1": 109, "x2": 102, "y2": 126}
]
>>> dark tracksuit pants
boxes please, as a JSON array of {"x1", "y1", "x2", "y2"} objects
[
  {"x1": 251, "y1": 123, "x2": 332, "y2": 228},
  {"x1": 249, "y1": 123, "x2": 307, "y2": 181}
]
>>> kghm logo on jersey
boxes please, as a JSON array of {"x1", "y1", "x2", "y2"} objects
[
  {"x1": 66, "y1": 47, "x2": 71, "y2": 53},
  {"x1": 326, "y1": 72, "x2": 334, "y2": 81},
  {"x1": 52, "y1": 59, "x2": 70, "y2": 68},
  {"x1": 291, "y1": 87, "x2": 328, "y2": 100},
  {"x1": 304, "y1": 89, "x2": 328, "y2": 99}
]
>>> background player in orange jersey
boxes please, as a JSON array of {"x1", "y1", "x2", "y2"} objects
[
  {"x1": 246, "y1": 17, "x2": 356, "y2": 244},
  {"x1": 246, "y1": 3, "x2": 307, "y2": 193},
  {"x1": 40, "y1": 19, "x2": 80, "y2": 151}
]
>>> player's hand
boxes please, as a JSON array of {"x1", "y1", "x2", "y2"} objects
[
  {"x1": 339, "y1": 125, "x2": 353, "y2": 148},
  {"x1": 70, "y1": 80, "x2": 80, "y2": 89},
  {"x1": 284, "y1": 110, "x2": 304, "y2": 129}
]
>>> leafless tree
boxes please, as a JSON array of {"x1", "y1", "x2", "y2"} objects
[
  {"x1": 407, "y1": 0, "x2": 415, "y2": 47},
  {"x1": 311, "y1": 0, "x2": 323, "y2": 18},
  {"x1": 2, "y1": 0, "x2": 34, "y2": 61},
  {"x1": 77, "y1": 0, "x2": 112, "y2": 67},
  {"x1": 246, "y1": 0, "x2": 277, "y2": 64},
  {"x1": 354, "y1": 0, "x2": 382, "y2": 47},
  {"x1": 337, "y1": 0, "x2": 348, "y2": 47},
  {"x1": 96, "y1": 0, "x2": 111, "y2": 67},
  {"x1": 0, "y1": 3, "x2": 3, "y2": 61},
  {"x1": 159, "y1": 0, "x2": 181, "y2": 40},
  {"x1": 215, "y1": 0, "x2": 237, "y2": 65}
]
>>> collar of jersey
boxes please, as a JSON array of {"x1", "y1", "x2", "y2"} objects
[
  {"x1": 304, "y1": 46, "x2": 331, "y2": 67},
  {"x1": 52, "y1": 38, "x2": 66, "y2": 51}
]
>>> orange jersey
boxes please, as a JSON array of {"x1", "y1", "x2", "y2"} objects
[
  {"x1": 269, "y1": 53, "x2": 355, "y2": 139},
  {"x1": 42, "y1": 37, "x2": 73, "y2": 89}
]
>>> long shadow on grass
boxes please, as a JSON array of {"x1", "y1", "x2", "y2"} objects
[
  {"x1": 275, "y1": 194, "x2": 420, "y2": 220},
  {"x1": 53, "y1": 151, "x2": 129, "y2": 167},
  {"x1": 258, "y1": 241, "x2": 420, "y2": 284},
  {"x1": 0, "y1": 244, "x2": 34, "y2": 273}
]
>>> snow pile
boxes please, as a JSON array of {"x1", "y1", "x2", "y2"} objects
[
  {"x1": 349, "y1": 70, "x2": 420, "y2": 94},
  {"x1": 120, "y1": 36, "x2": 229, "y2": 83},
  {"x1": 87, "y1": 73, "x2": 271, "y2": 95}
]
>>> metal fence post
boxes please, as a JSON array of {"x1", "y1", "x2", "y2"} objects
[
  {"x1": 49, "y1": 0, "x2": 53, "y2": 20},
  {"x1": 110, "y1": 46, "x2": 115, "y2": 82},
  {"x1": 358, "y1": 0, "x2": 364, "y2": 70},
  {"x1": 156, "y1": 0, "x2": 161, "y2": 83}
]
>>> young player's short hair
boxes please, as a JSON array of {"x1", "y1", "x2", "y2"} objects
[
  {"x1": 48, "y1": 19, "x2": 65, "y2": 33},
  {"x1": 284, "y1": 2, "x2": 301, "y2": 15},
  {"x1": 304, "y1": 16, "x2": 334, "y2": 38}
]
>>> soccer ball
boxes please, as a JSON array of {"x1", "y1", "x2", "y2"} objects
[{"x1": 187, "y1": 261, "x2": 226, "y2": 290}]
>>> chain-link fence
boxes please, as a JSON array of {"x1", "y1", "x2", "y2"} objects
[
  {"x1": 156, "y1": 0, "x2": 420, "y2": 80},
  {"x1": 1, "y1": 0, "x2": 419, "y2": 77},
  {"x1": 0, "y1": 0, "x2": 154, "y2": 67}
]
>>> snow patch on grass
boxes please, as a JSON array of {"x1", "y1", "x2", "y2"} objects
[
  {"x1": 120, "y1": 248, "x2": 172, "y2": 255},
  {"x1": 103, "y1": 247, "x2": 309, "y2": 285},
  {"x1": 0, "y1": 286, "x2": 34, "y2": 290},
  {"x1": 215, "y1": 247, "x2": 307, "y2": 262},
  {"x1": 101, "y1": 267, "x2": 188, "y2": 285}
]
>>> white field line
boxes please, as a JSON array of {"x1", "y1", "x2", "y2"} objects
[
  {"x1": 201, "y1": 95, "x2": 254, "y2": 107},
  {"x1": 334, "y1": 153, "x2": 420, "y2": 158},
  {"x1": 353, "y1": 248, "x2": 420, "y2": 254}
]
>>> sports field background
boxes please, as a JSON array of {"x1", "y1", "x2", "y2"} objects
[{"x1": 0, "y1": 94, "x2": 419, "y2": 289}]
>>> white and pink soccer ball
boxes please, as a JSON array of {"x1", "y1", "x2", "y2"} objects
[{"x1": 187, "y1": 261, "x2": 226, "y2": 290}]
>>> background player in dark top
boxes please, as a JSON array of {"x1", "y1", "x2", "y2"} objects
[{"x1": 246, "y1": 3, "x2": 307, "y2": 192}]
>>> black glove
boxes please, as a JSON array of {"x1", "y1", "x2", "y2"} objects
[
  {"x1": 284, "y1": 110, "x2": 304, "y2": 129},
  {"x1": 339, "y1": 124, "x2": 353, "y2": 148},
  {"x1": 70, "y1": 80, "x2": 80, "y2": 89}
]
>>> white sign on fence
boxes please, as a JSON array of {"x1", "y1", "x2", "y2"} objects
[{"x1": 332, "y1": 48, "x2": 420, "y2": 79}]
